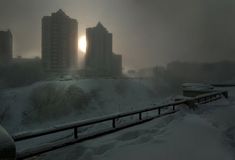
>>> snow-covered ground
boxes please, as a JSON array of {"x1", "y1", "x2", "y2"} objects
[
  {"x1": 36, "y1": 88, "x2": 235, "y2": 160},
  {"x1": 1, "y1": 79, "x2": 235, "y2": 160}
]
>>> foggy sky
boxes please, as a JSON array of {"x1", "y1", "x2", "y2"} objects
[{"x1": 0, "y1": 0, "x2": 235, "y2": 69}]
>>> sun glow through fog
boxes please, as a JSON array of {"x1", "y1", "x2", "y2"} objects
[{"x1": 78, "y1": 35, "x2": 87, "y2": 53}]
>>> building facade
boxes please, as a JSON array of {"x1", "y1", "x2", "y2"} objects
[
  {"x1": 0, "y1": 30, "x2": 13, "y2": 64},
  {"x1": 85, "y1": 22, "x2": 122, "y2": 76},
  {"x1": 42, "y1": 9, "x2": 78, "y2": 72}
]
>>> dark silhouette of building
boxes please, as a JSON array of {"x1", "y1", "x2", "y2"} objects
[
  {"x1": 42, "y1": 9, "x2": 78, "y2": 72},
  {"x1": 0, "y1": 30, "x2": 13, "y2": 64},
  {"x1": 112, "y1": 53, "x2": 122, "y2": 75},
  {"x1": 85, "y1": 22, "x2": 122, "y2": 76}
]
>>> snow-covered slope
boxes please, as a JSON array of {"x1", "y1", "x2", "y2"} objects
[{"x1": 0, "y1": 78, "x2": 164, "y2": 133}]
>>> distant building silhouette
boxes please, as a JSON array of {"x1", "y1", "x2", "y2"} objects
[
  {"x1": 0, "y1": 30, "x2": 13, "y2": 64},
  {"x1": 85, "y1": 22, "x2": 122, "y2": 76},
  {"x1": 42, "y1": 9, "x2": 78, "y2": 72}
]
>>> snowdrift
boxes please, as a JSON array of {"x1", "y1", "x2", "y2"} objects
[{"x1": 0, "y1": 78, "x2": 161, "y2": 133}]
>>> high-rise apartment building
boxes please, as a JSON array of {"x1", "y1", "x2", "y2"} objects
[
  {"x1": 0, "y1": 30, "x2": 13, "y2": 64},
  {"x1": 42, "y1": 9, "x2": 78, "y2": 72},
  {"x1": 85, "y1": 22, "x2": 122, "y2": 76}
]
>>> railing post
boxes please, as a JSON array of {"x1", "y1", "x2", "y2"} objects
[
  {"x1": 198, "y1": 98, "x2": 200, "y2": 103},
  {"x1": 139, "y1": 112, "x2": 142, "y2": 120},
  {"x1": 158, "y1": 108, "x2": 161, "y2": 115},
  {"x1": 112, "y1": 119, "x2": 116, "y2": 128},
  {"x1": 203, "y1": 97, "x2": 206, "y2": 102},
  {"x1": 222, "y1": 91, "x2": 228, "y2": 99},
  {"x1": 74, "y1": 127, "x2": 78, "y2": 139},
  {"x1": 210, "y1": 95, "x2": 213, "y2": 102}
]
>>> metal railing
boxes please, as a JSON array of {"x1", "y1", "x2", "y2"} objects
[
  {"x1": 9, "y1": 90, "x2": 228, "y2": 159},
  {"x1": 13, "y1": 100, "x2": 186, "y2": 142},
  {"x1": 212, "y1": 84, "x2": 235, "y2": 87}
]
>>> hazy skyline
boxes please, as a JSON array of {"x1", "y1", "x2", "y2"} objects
[{"x1": 1, "y1": 0, "x2": 235, "y2": 69}]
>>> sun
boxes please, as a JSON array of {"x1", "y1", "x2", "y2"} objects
[{"x1": 78, "y1": 35, "x2": 87, "y2": 53}]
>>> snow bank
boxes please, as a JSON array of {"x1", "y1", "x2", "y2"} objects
[{"x1": 92, "y1": 115, "x2": 232, "y2": 160}]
